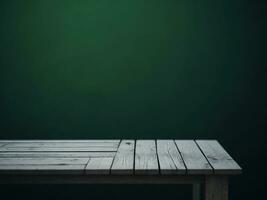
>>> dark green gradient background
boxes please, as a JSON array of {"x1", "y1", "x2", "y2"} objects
[{"x1": 0, "y1": 0, "x2": 266, "y2": 199}]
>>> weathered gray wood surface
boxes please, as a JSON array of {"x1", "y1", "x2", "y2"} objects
[
  {"x1": 0, "y1": 140, "x2": 120, "y2": 143},
  {"x1": 0, "y1": 152, "x2": 115, "y2": 158},
  {"x1": 0, "y1": 143, "x2": 6, "y2": 147},
  {"x1": 175, "y1": 140, "x2": 213, "y2": 174},
  {"x1": 111, "y1": 140, "x2": 135, "y2": 174},
  {"x1": 85, "y1": 157, "x2": 114, "y2": 174},
  {"x1": 135, "y1": 140, "x2": 159, "y2": 174},
  {"x1": 157, "y1": 140, "x2": 186, "y2": 174},
  {"x1": 3, "y1": 142, "x2": 118, "y2": 148},
  {"x1": 0, "y1": 147, "x2": 117, "y2": 152},
  {"x1": 0, "y1": 164, "x2": 86, "y2": 174},
  {"x1": 0, "y1": 140, "x2": 241, "y2": 176},
  {"x1": 0, "y1": 157, "x2": 89, "y2": 165},
  {"x1": 196, "y1": 140, "x2": 242, "y2": 174}
]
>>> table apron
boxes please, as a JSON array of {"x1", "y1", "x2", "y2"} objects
[{"x1": 0, "y1": 175, "x2": 207, "y2": 184}]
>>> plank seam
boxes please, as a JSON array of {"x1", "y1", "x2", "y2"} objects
[
  {"x1": 174, "y1": 140, "x2": 188, "y2": 174},
  {"x1": 194, "y1": 140, "x2": 215, "y2": 174},
  {"x1": 109, "y1": 139, "x2": 121, "y2": 174},
  {"x1": 108, "y1": 157, "x2": 115, "y2": 175},
  {"x1": 168, "y1": 149, "x2": 179, "y2": 170},
  {"x1": 0, "y1": 143, "x2": 8, "y2": 148},
  {"x1": 84, "y1": 158, "x2": 91, "y2": 174},
  {"x1": 168, "y1": 139, "x2": 182, "y2": 171},
  {"x1": 155, "y1": 140, "x2": 161, "y2": 175},
  {"x1": 133, "y1": 139, "x2": 136, "y2": 175}
]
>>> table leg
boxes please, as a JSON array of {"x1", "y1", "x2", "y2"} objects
[
  {"x1": 205, "y1": 175, "x2": 228, "y2": 200},
  {"x1": 193, "y1": 183, "x2": 201, "y2": 200}
]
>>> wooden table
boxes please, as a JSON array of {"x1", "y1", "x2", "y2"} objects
[{"x1": 0, "y1": 140, "x2": 241, "y2": 200}]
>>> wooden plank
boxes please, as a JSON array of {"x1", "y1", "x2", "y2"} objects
[
  {"x1": 111, "y1": 140, "x2": 135, "y2": 174},
  {"x1": 0, "y1": 152, "x2": 115, "y2": 158},
  {"x1": 85, "y1": 157, "x2": 114, "y2": 175},
  {"x1": 157, "y1": 140, "x2": 186, "y2": 174},
  {"x1": 3, "y1": 142, "x2": 119, "y2": 148},
  {"x1": 0, "y1": 147, "x2": 117, "y2": 152},
  {"x1": 0, "y1": 165, "x2": 86, "y2": 175},
  {"x1": 0, "y1": 140, "x2": 120, "y2": 143},
  {"x1": 205, "y1": 176, "x2": 228, "y2": 200},
  {"x1": 0, "y1": 143, "x2": 6, "y2": 147},
  {"x1": 0, "y1": 158, "x2": 89, "y2": 165},
  {"x1": 135, "y1": 140, "x2": 159, "y2": 175},
  {"x1": 175, "y1": 140, "x2": 213, "y2": 174},
  {"x1": 196, "y1": 140, "x2": 242, "y2": 174}
]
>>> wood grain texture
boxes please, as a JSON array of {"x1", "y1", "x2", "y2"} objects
[
  {"x1": 0, "y1": 143, "x2": 6, "y2": 147},
  {"x1": 0, "y1": 147, "x2": 117, "y2": 152},
  {"x1": 0, "y1": 140, "x2": 120, "y2": 143},
  {"x1": 0, "y1": 157, "x2": 89, "y2": 165},
  {"x1": 157, "y1": 140, "x2": 186, "y2": 174},
  {"x1": 135, "y1": 140, "x2": 159, "y2": 175},
  {"x1": 111, "y1": 140, "x2": 135, "y2": 174},
  {"x1": 0, "y1": 152, "x2": 115, "y2": 158},
  {"x1": 3, "y1": 142, "x2": 119, "y2": 148},
  {"x1": 175, "y1": 140, "x2": 213, "y2": 174},
  {"x1": 0, "y1": 164, "x2": 86, "y2": 175},
  {"x1": 196, "y1": 140, "x2": 242, "y2": 174},
  {"x1": 0, "y1": 139, "x2": 242, "y2": 177},
  {"x1": 85, "y1": 157, "x2": 114, "y2": 175}
]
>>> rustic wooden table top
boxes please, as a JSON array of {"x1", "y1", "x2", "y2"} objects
[{"x1": 0, "y1": 140, "x2": 241, "y2": 176}]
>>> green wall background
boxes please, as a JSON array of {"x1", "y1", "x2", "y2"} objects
[{"x1": 0, "y1": 0, "x2": 266, "y2": 199}]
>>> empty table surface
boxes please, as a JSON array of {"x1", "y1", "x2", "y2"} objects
[{"x1": 0, "y1": 140, "x2": 242, "y2": 175}]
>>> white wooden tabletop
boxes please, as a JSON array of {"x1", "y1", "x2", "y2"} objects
[{"x1": 0, "y1": 140, "x2": 241, "y2": 175}]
